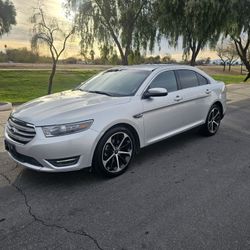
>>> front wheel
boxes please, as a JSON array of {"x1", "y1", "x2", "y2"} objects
[
  {"x1": 93, "y1": 127, "x2": 135, "y2": 177},
  {"x1": 201, "y1": 104, "x2": 222, "y2": 136}
]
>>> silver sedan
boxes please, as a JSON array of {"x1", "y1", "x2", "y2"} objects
[{"x1": 5, "y1": 65, "x2": 226, "y2": 177}]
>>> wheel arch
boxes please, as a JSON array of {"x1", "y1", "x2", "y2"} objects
[
  {"x1": 91, "y1": 122, "x2": 141, "y2": 167},
  {"x1": 212, "y1": 101, "x2": 224, "y2": 116},
  {"x1": 107, "y1": 123, "x2": 141, "y2": 153},
  {"x1": 203, "y1": 100, "x2": 224, "y2": 126}
]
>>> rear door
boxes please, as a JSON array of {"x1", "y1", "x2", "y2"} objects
[{"x1": 175, "y1": 69, "x2": 212, "y2": 127}]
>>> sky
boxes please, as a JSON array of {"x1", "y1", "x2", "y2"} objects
[
  {"x1": 0, "y1": 0, "x2": 217, "y2": 61},
  {"x1": 0, "y1": 0, "x2": 80, "y2": 58}
]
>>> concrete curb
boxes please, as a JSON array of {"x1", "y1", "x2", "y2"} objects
[{"x1": 0, "y1": 102, "x2": 12, "y2": 111}]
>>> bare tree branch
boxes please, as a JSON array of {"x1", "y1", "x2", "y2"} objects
[
  {"x1": 31, "y1": 6, "x2": 75, "y2": 94},
  {"x1": 58, "y1": 27, "x2": 75, "y2": 58}
]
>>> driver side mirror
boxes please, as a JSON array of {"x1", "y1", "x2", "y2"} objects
[{"x1": 143, "y1": 88, "x2": 168, "y2": 99}]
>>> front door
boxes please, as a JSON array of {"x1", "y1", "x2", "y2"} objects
[{"x1": 142, "y1": 70, "x2": 184, "y2": 145}]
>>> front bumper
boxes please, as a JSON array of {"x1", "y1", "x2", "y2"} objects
[{"x1": 4, "y1": 127, "x2": 99, "y2": 172}]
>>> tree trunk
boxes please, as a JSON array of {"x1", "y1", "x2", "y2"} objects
[
  {"x1": 244, "y1": 72, "x2": 250, "y2": 82},
  {"x1": 233, "y1": 38, "x2": 250, "y2": 82},
  {"x1": 48, "y1": 62, "x2": 57, "y2": 94},
  {"x1": 240, "y1": 56, "x2": 250, "y2": 82},
  {"x1": 190, "y1": 55, "x2": 196, "y2": 66},
  {"x1": 108, "y1": 31, "x2": 128, "y2": 65},
  {"x1": 190, "y1": 50, "x2": 199, "y2": 66},
  {"x1": 223, "y1": 63, "x2": 226, "y2": 71},
  {"x1": 242, "y1": 61, "x2": 250, "y2": 82},
  {"x1": 121, "y1": 54, "x2": 128, "y2": 65},
  {"x1": 228, "y1": 63, "x2": 232, "y2": 72},
  {"x1": 190, "y1": 42, "x2": 201, "y2": 66}
]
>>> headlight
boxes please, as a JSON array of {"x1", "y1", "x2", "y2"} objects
[{"x1": 42, "y1": 120, "x2": 94, "y2": 137}]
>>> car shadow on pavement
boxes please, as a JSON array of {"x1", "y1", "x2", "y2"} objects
[
  {"x1": 13, "y1": 167, "x2": 105, "y2": 187},
  {"x1": 134, "y1": 128, "x2": 202, "y2": 164},
  {"x1": 7, "y1": 127, "x2": 204, "y2": 188}
]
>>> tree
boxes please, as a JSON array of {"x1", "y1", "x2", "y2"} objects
[
  {"x1": 225, "y1": 0, "x2": 250, "y2": 81},
  {"x1": 224, "y1": 42, "x2": 239, "y2": 72},
  {"x1": 0, "y1": 0, "x2": 16, "y2": 37},
  {"x1": 89, "y1": 49, "x2": 95, "y2": 61},
  {"x1": 67, "y1": 0, "x2": 157, "y2": 65},
  {"x1": 99, "y1": 44, "x2": 111, "y2": 64},
  {"x1": 155, "y1": 0, "x2": 229, "y2": 66},
  {"x1": 205, "y1": 57, "x2": 211, "y2": 65},
  {"x1": 31, "y1": 7, "x2": 75, "y2": 94},
  {"x1": 216, "y1": 43, "x2": 228, "y2": 71}
]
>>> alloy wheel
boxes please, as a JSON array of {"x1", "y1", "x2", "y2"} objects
[
  {"x1": 102, "y1": 132, "x2": 133, "y2": 173},
  {"x1": 207, "y1": 107, "x2": 221, "y2": 134}
]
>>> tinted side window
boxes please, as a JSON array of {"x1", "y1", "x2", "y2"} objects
[
  {"x1": 150, "y1": 71, "x2": 178, "y2": 92},
  {"x1": 177, "y1": 70, "x2": 199, "y2": 89},
  {"x1": 196, "y1": 73, "x2": 209, "y2": 85}
]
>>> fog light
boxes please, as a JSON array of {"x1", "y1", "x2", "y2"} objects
[{"x1": 47, "y1": 156, "x2": 80, "y2": 167}]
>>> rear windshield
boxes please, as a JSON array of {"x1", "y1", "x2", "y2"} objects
[{"x1": 78, "y1": 69, "x2": 150, "y2": 96}]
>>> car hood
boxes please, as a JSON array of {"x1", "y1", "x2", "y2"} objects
[{"x1": 12, "y1": 90, "x2": 131, "y2": 126}]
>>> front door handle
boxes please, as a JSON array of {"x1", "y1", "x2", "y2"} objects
[
  {"x1": 174, "y1": 95, "x2": 183, "y2": 102},
  {"x1": 205, "y1": 89, "x2": 211, "y2": 94}
]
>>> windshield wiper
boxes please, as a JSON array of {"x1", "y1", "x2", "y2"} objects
[{"x1": 87, "y1": 90, "x2": 114, "y2": 96}]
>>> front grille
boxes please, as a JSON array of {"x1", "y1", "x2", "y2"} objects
[{"x1": 6, "y1": 116, "x2": 36, "y2": 144}]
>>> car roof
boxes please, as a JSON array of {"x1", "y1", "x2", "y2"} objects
[
  {"x1": 106, "y1": 64, "x2": 214, "y2": 82},
  {"x1": 109, "y1": 64, "x2": 197, "y2": 72}
]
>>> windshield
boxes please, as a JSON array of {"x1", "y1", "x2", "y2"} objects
[{"x1": 78, "y1": 69, "x2": 150, "y2": 96}]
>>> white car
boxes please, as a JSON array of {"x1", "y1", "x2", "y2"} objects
[{"x1": 5, "y1": 65, "x2": 226, "y2": 177}]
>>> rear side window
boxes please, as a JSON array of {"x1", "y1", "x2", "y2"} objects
[
  {"x1": 196, "y1": 73, "x2": 209, "y2": 85},
  {"x1": 149, "y1": 71, "x2": 178, "y2": 92},
  {"x1": 177, "y1": 70, "x2": 199, "y2": 89}
]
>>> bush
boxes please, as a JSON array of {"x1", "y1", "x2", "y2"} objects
[{"x1": 5, "y1": 48, "x2": 39, "y2": 63}]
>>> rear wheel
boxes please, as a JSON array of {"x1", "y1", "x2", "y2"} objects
[
  {"x1": 201, "y1": 104, "x2": 222, "y2": 136},
  {"x1": 93, "y1": 127, "x2": 135, "y2": 177}
]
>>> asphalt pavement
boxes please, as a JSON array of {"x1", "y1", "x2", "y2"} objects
[{"x1": 1, "y1": 84, "x2": 250, "y2": 250}]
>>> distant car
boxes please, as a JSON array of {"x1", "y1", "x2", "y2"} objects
[{"x1": 5, "y1": 65, "x2": 226, "y2": 177}]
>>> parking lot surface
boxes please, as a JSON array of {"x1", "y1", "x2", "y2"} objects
[{"x1": 1, "y1": 84, "x2": 250, "y2": 250}]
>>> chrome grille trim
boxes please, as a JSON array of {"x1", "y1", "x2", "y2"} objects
[
  {"x1": 8, "y1": 118, "x2": 35, "y2": 132},
  {"x1": 6, "y1": 116, "x2": 36, "y2": 144},
  {"x1": 6, "y1": 124, "x2": 35, "y2": 137}
]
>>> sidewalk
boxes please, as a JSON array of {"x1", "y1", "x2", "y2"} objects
[
  {"x1": 0, "y1": 110, "x2": 11, "y2": 152},
  {"x1": 226, "y1": 83, "x2": 250, "y2": 104}
]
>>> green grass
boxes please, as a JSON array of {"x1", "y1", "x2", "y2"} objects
[
  {"x1": 0, "y1": 69, "x2": 247, "y2": 104},
  {"x1": 211, "y1": 74, "x2": 245, "y2": 84},
  {"x1": 0, "y1": 70, "x2": 99, "y2": 103}
]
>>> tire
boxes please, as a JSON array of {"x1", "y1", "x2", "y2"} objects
[
  {"x1": 93, "y1": 126, "x2": 135, "y2": 177},
  {"x1": 201, "y1": 104, "x2": 222, "y2": 136}
]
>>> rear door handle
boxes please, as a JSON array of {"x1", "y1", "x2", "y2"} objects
[
  {"x1": 174, "y1": 96, "x2": 183, "y2": 102},
  {"x1": 205, "y1": 89, "x2": 211, "y2": 94}
]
